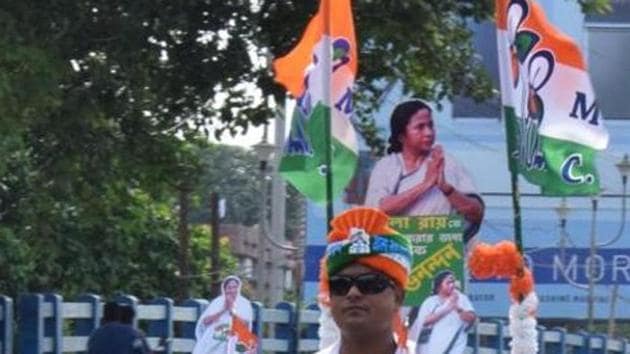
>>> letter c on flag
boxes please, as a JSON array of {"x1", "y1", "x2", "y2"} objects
[{"x1": 561, "y1": 153, "x2": 594, "y2": 185}]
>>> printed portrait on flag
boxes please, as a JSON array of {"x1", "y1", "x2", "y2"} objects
[{"x1": 193, "y1": 276, "x2": 257, "y2": 354}]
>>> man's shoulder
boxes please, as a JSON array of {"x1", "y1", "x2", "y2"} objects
[{"x1": 314, "y1": 342, "x2": 339, "y2": 354}]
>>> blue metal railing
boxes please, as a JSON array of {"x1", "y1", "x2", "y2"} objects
[{"x1": 0, "y1": 293, "x2": 628, "y2": 353}]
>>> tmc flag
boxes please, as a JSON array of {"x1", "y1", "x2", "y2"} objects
[
  {"x1": 273, "y1": 0, "x2": 358, "y2": 203},
  {"x1": 496, "y1": 0, "x2": 609, "y2": 195}
]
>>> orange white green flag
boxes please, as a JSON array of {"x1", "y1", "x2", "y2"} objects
[
  {"x1": 273, "y1": 0, "x2": 358, "y2": 203},
  {"x1": 496, "y1": 0, "x2": 609, "y2": 195},
  {"x1": 228, "y1": 316, "x2": 257, "y2": 354}
]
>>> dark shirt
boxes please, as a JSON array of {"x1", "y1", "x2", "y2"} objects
[{"x1": 87, "y1": 322, "x2": 151, "y2": 354}]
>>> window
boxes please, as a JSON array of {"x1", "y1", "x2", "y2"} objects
[
  {"x1": 586, "y1": 12, "x2": 630, "y2": 119},
  {"x1": 585, "y1": 2, "x2": 630, "y2": 119},
  {"x1": 241, "y1": 257, "x2": 254, "y2": 279},
  {"x1": 452, "y1": 21, "x2": 501, "y2": 119},
  {"x1": 284, "y1": 269, "x2": 293, "y2": 290}
]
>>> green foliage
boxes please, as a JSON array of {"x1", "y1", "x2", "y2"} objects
[
  {"x1": 578, "y1": 0, "x2": 613, "y2": 14},
  {"x1": 193, "y1": 143, "x2": 262, "y2": 226},
  {"x1": 188, "y1": 224, "x2": 238, "y2": 297}
]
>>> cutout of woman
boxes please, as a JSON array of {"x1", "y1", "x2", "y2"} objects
[{"x1": 193, "y1": 276, "x2": 255, "y2": 354}]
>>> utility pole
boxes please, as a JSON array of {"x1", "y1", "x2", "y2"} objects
[
  {"x1": 271, "y1": 112, "x2": 286, "y2": 304},
  {"x1": 210, "y1": 192, "x2": 221, "y2": 296}
]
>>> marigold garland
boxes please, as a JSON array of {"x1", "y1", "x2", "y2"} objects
[{"x1": 468, "y1": 240, "x2": 538, "y2": 354}]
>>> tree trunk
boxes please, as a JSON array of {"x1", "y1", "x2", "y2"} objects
[{"x1": 176, "y1": 186, "x2": 191, "y2": 300}]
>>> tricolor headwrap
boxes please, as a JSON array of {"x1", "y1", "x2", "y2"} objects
[
  {"x1": 317, "y1": 207, "x2": 412, "y2": 350},
  {"x1": 322, "y1": 208, "x2": 412, "y2": 290}
]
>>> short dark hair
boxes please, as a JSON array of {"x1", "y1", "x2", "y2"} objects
[
  {"x1": 432, "y1": 270, "x2": 454, "y2": 295},
  {"x1": 102, "y1": 302, "x2": 120, "y2": 323},
  {"x1": 387, "y1": 100, "x2": 433, "y2": 154},
  {"x1": 118, "y1": 304, "x2": 135, "y2": 324}
]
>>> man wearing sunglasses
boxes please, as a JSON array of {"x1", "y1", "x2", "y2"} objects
[{"x1": 317, "y1": 207, "x2": 414, "y2": 354}]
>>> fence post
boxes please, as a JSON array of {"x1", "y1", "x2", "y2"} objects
[
  {"x1": 467, "y1": 317, "x2": 479, "y2": 354},
  {"x1": 114, "y1": 294, "x2": 139, "y2": 328},
  {"x1": 572, "y1": 331, "x2": 589, "y2": 354},
  {"x1": 19, "y1": 294, "x2": 44, "y2": 354},
  {"x1": 180, "y1": 299, "x2": 208, "y2": 340},
  {"x1": 589, "y1": 333, "x2": 607, "y2": 354},
  {"x1": 304, "y1": 304, "x2": 319, "y2": 340},
  {"x1": 275, "y1": 302, "x2": 296, "y2": 354},
  {"x1": 0, "y1": 296, "x2": 12, "y2": 354},
  {"x1": 251, "y1": 302, "x2": 263, "y2": 354},
  {"x1": 44, "y1": 294, "x2": 63, "y2": 354},
  {"x1": 536, "y1": 324, "x2": 546, "y2": 354},
  {"x1": 74, "y1": 293, "x2": 101, "y2": 348},
  {"x1": 547, "y1": 327, "x2": 566, "y2": 354},
  {"x1": 147, "y1": 297, "x2": 174, "y2": 354},
  {"x1": 486, "y1": 319, "x2": 504, "y2": 352}
]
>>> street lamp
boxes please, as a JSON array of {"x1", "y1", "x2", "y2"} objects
[
  {"x1": 252, "y1": 129, "x2": 276, "y2": 173},
  {"x1": 606, "y1": 154, "x2": 630, "y2": 337},
  {"x1": 554, "y1": 197, "x2": 570, "y2": 229},
  {"x1": 554, "y1": 198, "x2": 574, "y2": 273},
  {"x1": 553, "y1": 198, "x2": 586, "y2": 290},
  {"x1": 252, "y1": 129, "x2": 297, "y2": 253},
  {"x1": 585, "y1": 153, "x2": 629, "y2": 331},
  {"x1": 550, "y1": 154, "x2": 629, "y2": 332},
  {"x1": 616, "y1": 154, "x2": 630, "y2": 185},
  {"x1": 598, "y1": 153, "x2": 629, "y2": 247},
  {"x1": 252, "y1": 126, "x2": 297, "y2": 304}
]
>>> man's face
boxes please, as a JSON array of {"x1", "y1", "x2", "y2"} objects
[
  {"x1": 224, "y1": 279, "x2": 239, "y2": 301},
  {"x1": 399, "y1": 108, "x2": 435, "y2": 154},
  {"x1": 329, "y1": 263, "x2": 402, "y2": 336},
  {"x1": 439, "y1": 274, "x2": 456, "y2": 297}
]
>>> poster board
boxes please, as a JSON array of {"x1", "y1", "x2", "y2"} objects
[{"x1": 390, "y1": 215, "x2": 465, "y2": 306}]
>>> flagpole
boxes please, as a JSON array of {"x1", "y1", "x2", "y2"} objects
[
  {"x1": 500, "y1": 103, "x2": 524, "y2": 253},
  {"x1": 509, "y1": 171, "x2": 524, "y2": 253},
  {"x1": 502, "y1": 109, "x2": 524, "y2": 253},
  {"x1": 321, "y1": 0, "x2": 334, "y2": 232},
  {"x1": 296, "y1": 2, "x2": 333, "y2": 354}
]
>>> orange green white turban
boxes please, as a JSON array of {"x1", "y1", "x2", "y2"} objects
[{"x1": 319, "y1": 207, "x2": 412, "y2": 298}]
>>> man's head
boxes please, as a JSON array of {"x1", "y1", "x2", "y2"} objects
[
  {"x1": 388, "y1": 99, "x2": 434, "y2": 154},
  {"x1": 101, "y1": 302, "x2": 120, "y2": 324},
  {"x1": 320, "y1": 208, "x2": 412, "y2": 337},
  {"x1": 118, "y1": 304, "x2": 135, "y2": 325},
  {"x1": 329, "y1": 263, "x2": 405, "y2": 336},
  {"x1": 433, "y1": 270, "x2": 456, "y2": 297}
]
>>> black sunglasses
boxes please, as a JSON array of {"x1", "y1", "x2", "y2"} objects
[{"x1": 328, "y1": 273, "x2": 394, "y2": 296}]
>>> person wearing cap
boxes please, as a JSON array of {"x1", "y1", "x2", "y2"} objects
[
  {"x1": 317, "y1": 207, "x2": 414, "y2": 354},
  {"x1": 408, "y1": 270, "x2": 476, "y2": 354},
  {"x1": 365, "y1": 99, "x2": 484, "y2": 242}
]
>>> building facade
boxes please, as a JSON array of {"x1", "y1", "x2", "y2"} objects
[{"x1": 221, "y1": 223, "x2": 293, "y2": 305}]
